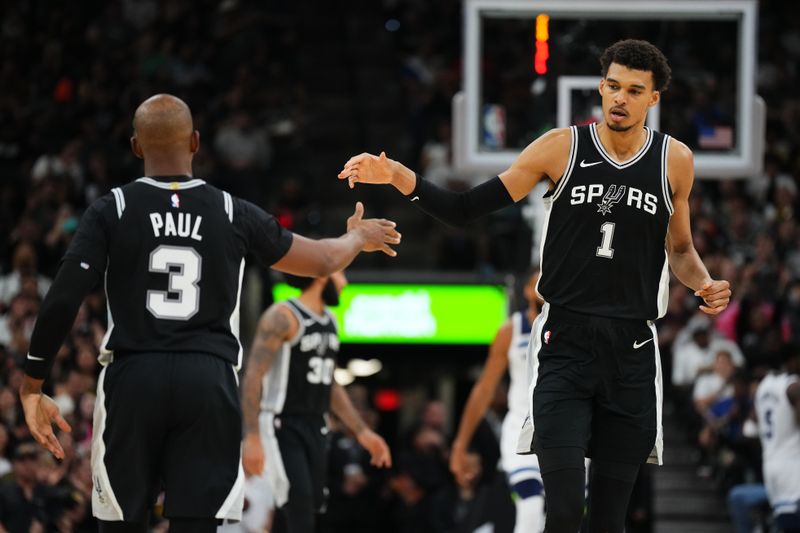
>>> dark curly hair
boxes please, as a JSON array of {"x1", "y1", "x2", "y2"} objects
[{"x1": 600, "y1": 39, "x2": 672, "y2": 92}]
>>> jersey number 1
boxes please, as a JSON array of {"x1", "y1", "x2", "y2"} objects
[
  {"x1": 596, "y1": 222, "x2": 616, "y2": 259},
  {"x1": 146, "y1": 245, "x2": 202, "y2": 320}
]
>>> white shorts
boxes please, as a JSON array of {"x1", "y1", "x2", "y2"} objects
[{"x1": 502, "y1": 411, "x2": 541, "y2": 486}]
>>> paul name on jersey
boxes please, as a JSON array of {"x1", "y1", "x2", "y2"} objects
[
  {"x1": 149, "y1": 212, "x2": 203, "y2": 241},
  {"x1": 570, "y1": 184, "x2": 659, "y2": 216}
]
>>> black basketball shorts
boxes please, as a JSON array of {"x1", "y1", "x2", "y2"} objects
[
  {"x1": 262, "y1": 412, "x2": 328, "y2": 532},
  {"x1": 518, "y1": 304, "x2": 664, "y2": 467},
  {"x1": 91, "y1": 352, "x2": 244, "y2": 522}
]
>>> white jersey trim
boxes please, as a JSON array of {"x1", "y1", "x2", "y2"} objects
[
  {"x1": 660, "y1": 136, "x2": 675, "y2": 216},
  {"x1": 222, "y1": 191, "x2": 234, "y2": 223},
  {"x1": 516, "y1": 302, "x2": 549, "y2": 454},
  {"x1": 534, "y1": 199, "x2": 553, "y2": 301},
  {"x1": 656, "y1": 251, "x2": 670, "y2": 320},
  {"x1": 230, "y1": 259, "x2": 245, "y2": 369},
  {"x1": 647, "y1": 322, "x2": 664, "y2": 465},
  {"x1": 90, "y1": 367, "x2": 125, "y2": 520},
  {"x1": 111, "y1": 187, "x2": 125, "y2": 219},
  {"x1": 551, "y1": 125, "x2": 578, "y2": 202},
  {"x1": 262, "y1": 412, "x2": 290, "y2": 507},
  {"x1": 215, "y1": 437, "x2": 245, "y2": 520},
  {"x1": 589, "y1": 123, "x2": 653, "y2": 169},
  {"x1": 135, "y1": 177, "x2": 207, "y2": 190},
  {"x1": 98, "y1": 264, "x2": 114, "y2": 366}
]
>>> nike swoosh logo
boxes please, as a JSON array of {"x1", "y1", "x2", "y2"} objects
[
  {"x1": 633, "y1": 338, "x2": 654, "y2": 349},
  {"x1": 27, "y1": 354, "x2": 46, "y2": 361},
  {"x1": 580, "y1": 160, "x2": 603, "y2": 168},
  {"x1": 410, "y1": 196, "x2": 419, "y2": 202}
]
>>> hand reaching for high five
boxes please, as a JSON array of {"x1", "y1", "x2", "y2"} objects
[
  {"x1": 346, "y1": 202, "x2": 401, "y2": 257},
  {"x1": 338, "y1": 152, "x2": 396, "y2": 189}
]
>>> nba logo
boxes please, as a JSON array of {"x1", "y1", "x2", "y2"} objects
[
  {"x1": 170, "y1": 193, "x2": 180, "y2": 208},
  {"x1": 544, "y1": 330, "x2": 552, "y2": 344}
]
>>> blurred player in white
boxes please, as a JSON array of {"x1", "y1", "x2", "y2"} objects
[
  {"x1": 755, "y1": 346, "x2": 800, "y2": 532},
  {"x1": 450, "y1": 269, "x2": 545, "y2": 533}
]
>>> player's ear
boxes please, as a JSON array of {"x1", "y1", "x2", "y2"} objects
[
  {"x1": 649, "y1": 90, "x2": 660, "y2": 108},
  {"x1": 598, "y1": 78, "x2": 605, "y2": 96},
  {"x1": 190, "y1": 130, "x2": 200, "y2": 154},
  {"x1": 130, "y1": 136, "x2": 143, "y2": 159}
]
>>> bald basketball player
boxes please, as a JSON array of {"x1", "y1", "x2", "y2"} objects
[{"x1": 19, "y1": 94, "x2": 401, "y2": 533}]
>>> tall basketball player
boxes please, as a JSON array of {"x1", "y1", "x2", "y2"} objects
[
  {"x1": 18, "y1": 94, "x2": 401, "y2": 533},
  {"x1": 450, "y1": 268, "x2": 545, "y2": 532},
  {"x1": 338, "y1": 39, "x2": 732, "y2": 532},
  {"x1": 755, "y1": 346, "x2": 800, "y2": 531},
  {"x1": 240, "y1": 271, "x2": 392, "y2": 533}
]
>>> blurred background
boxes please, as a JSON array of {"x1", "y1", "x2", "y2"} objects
[{"x1": 0, "y1": 0, "x2": 797, "y2": 531}]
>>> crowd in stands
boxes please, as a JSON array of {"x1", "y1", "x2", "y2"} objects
[{"x1": 0, "y1": 0, "x2": 798, "y2": 531}]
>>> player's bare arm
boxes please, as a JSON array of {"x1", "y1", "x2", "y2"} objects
[
  {"x1": 241, "y1": 304, "x2": 297, "y2": 476},
  {"x1": 665, "y1": 140, "x2": 731, "y2": 315},
  {"x1": 330, "y1": 382, "x2": 392, "y2": 468},
  {"x1": 336, "y1": 128, "x2": 571, "y2": 226},
  {"x1": 272, "y1": 202, "x2": 401, "y2": 277},
  {"x1": 450, "y1": 320, "x2": 513, "y2": 479}
]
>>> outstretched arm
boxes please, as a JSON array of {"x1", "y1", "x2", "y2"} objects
[
  {"x1": 241, "y1": 305, "x2": 296, "y2": 476},
  {"x1": 450, "y1": 320, "x2": 512, "y2": 479},
  {"x1": 337, "y1": 129, "x2": 572, "y2": 227},
  {"x1": 272, "y1": 202, "x2": 401, "y2": 276},
  {"x1": 330, "y1": 382, "x2": 392, "y2": 468},
  {"x1": 666, "y1": 140, "x2": 731, "y2": 315}
]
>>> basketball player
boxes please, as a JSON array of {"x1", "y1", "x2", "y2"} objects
[
  {"x1": 18, "y1": 94, "x2": 401, "y2": 533},
  {"x1": 240, "y1": 271, "x2": 392, "y2": 533},
  {"x1": 338, "y1": 39, "x2": 732, "y2": 532},
  {"x1": 450, "y1": 268, "x2": 545, "y2": 533},
  {"x1": 755, "y1": 346, "x2": 800, "y2": 532}
]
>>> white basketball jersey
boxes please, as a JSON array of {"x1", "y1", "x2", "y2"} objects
[
  {"x1": 756, "y1": 372, "x2": 800, "y2": 514},
  {"x1": 507, "y1": 311, "x2": 534, "y2": 417}
]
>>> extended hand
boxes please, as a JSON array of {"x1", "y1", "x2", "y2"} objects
[
  {"x1": 695, "y1": 279, "x2": 731, "y2": 315},
  {"x1": 338, "y1": 152, "x2": 394, "y2": 189},
  {"x1": 347, "y1": 202, "x2": 401, "y2": 257},
  {"x1": 19, "y1": 385, "x2": 71, "y2": 460},
  {"x1": 449, "y1": 443, "x2": 475, "y2": 483},
  {"x1": 357, "y1": 428, "x2": 392, "y2": 468},
  {"x1": 242, "y1": 433, "x2": 265, "y2": 477}
]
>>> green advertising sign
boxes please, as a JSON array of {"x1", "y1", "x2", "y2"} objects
[{"x1": 273, "y1": 283, "x2": 507, "y2": 344}]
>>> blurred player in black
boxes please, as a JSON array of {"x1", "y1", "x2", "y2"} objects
[
  {"x1": 338, "y1": 40, "x2": 731, "y2": 532},
  {"x1": 18, "y1": 94, "x2": 401, "y2": 533},
  {"x1": 240, "y1": 270, "x2": 391, "y2": 533}
]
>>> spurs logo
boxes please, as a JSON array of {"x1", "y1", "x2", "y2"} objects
[{"x1": 597, "y1": 184, "x2": 627, "y2": 215}]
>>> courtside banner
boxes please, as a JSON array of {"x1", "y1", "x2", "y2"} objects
[{"x1": 273, "y1": 283, "x2": 507, "y2": 344}]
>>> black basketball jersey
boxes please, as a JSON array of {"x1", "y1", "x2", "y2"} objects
[
  {"x1": 536, "y1": 124, "x2": 673, "y2": 320},
  {"x1": 63, "y1": 176, "x2": 293, "y2": 368},
  {"x1": 260, "y1": 299, "x2": 340, "y2": 416}
]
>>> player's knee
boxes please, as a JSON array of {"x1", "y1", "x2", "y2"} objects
[{"x1": 512, "y1": 478, "x2": 543, "y2": 499}]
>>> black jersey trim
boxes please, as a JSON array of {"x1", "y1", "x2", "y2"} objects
[
  {"x1": 660, "y1": 136, "x2": 675, "y2": 216},
  {"x1": 551, "y1": 126, "x2": 578, "y2": 201},
  {"x1": 136, "y1": 177, "x2": 207, "y2": 190},
  {"x1": 111, "y1": 188, "x2": 125, "y2": 219},
  {"x1": 589, "y1": 123, "x2": 653, "y2": 169}
]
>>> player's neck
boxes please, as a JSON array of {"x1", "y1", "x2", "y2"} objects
[
  {"x1": 143, "y1": 157, "x2": 194, "y2": 178},
  {"x1": 298, "y1": 293, "x2": 325, "y2": 316},
  {"x1": 596, "y1": 122, "x2": 647, "y2": 160}
]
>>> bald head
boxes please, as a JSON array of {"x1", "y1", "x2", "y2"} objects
[{"x1": 132, "y1": 94, "x2": 196, "y2": 155}]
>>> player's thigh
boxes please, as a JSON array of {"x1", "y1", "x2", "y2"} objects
[
  {"x1": 532, "y1": 323, "x2": 595, "y2": 452},
  {"x1": 93, "y1": 356, "x2": 168, "y2": 522},
  {"x1": 162, "y1": 353, "x2": 243, "y2": 519},
  {"x1": 591, "y1": 324, "x2": 658, "y2": 464}
]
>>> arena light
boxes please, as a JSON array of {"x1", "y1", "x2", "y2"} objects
[
  {"x1": 334, "y1": 368, "x2": 355, "y2": 386},
  {"x1": 534, "y1": 14, "x2": 549, "y2": 74},
  {"x1": 347, "y1": 358, "x2": 383, "y2": 378}
]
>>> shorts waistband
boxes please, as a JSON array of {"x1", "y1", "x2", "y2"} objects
[{"x1": 546, "y1": 305, "x2": 651, "y2": 328}]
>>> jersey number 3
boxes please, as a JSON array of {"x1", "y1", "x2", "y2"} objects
[{"x1": 146, "y1": 245, "x2": 202, "y2": 320}]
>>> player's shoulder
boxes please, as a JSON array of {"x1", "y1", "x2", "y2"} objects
[
  {"x1": 258, "y1": 301, "x2": 300, "y2": 332},
  {"x1": 666, "y1": 136, "x2": 693, "y2": 164}
]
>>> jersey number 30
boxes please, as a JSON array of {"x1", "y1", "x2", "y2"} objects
[{"x1": 147, "y1": 245, "x2": 202, "y2": 320}]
